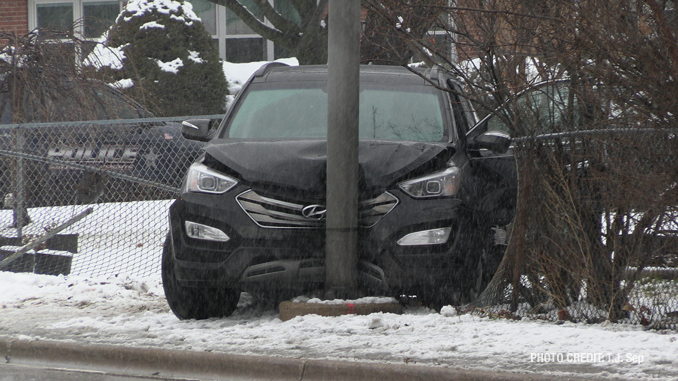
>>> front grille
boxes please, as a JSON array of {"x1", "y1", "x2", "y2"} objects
[{"x1": 236, "y1": 190, "x2": 398, "y2": 229}]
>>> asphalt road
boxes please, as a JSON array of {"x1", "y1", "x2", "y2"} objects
[
  {"x1": 1, "y1": 360, "x2": 264, "y2": 381},
  {"x1": 1, "y1": 362, "x2": 184, "y2": 381}
]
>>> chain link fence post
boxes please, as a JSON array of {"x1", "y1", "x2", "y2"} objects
[{"x1": 15, "y1": 127, "x2": 25, "y2": 239}]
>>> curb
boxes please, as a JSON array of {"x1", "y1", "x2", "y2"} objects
[{"x1": 0, "y1": 336, "x2": 592, "y2": 381}]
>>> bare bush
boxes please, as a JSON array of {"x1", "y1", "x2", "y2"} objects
[
  {"x1": 366, "y1": 0, "x2": 678, "y2": 326},
  {"x1": 0, "y1": 29, "x2": 139, "y2": 123}
]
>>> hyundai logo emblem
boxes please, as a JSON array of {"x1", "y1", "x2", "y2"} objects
[{"x1": 301, "y1": 204, "x2": 326, "y2": 220}]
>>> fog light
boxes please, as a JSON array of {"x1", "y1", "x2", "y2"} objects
[
  {"x1": 397, "y1": 227, "x2": 452, "y2": 246},
  {"x1": 185, "y1": 221, "x2": 230, "y2": 242}
]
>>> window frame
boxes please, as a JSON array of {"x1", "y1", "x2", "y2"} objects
[
  {"x1": 28, "y1": 0, "x2": 123, "y2": 41},
  {"x1": 26, "y1": 0, "x2": 305, "y2": 62},
  {"x1": 191, "y1": 0, "x2": 291, "y2": 62}
]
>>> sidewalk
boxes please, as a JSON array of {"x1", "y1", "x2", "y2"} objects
[{"x1": 0, "y1": 336, "x2": 592, "y2": 381}]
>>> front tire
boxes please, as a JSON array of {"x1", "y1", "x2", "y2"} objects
[{"x1": 162, "y1": 234, "x2": 240, "y2": 320}]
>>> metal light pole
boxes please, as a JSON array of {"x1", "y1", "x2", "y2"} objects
[{"x1": 325, "y1": 0, "x2": 361, "y2": 299}]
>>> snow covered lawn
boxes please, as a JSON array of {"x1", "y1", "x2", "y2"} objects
[{"x1": 0, "y1": 272, "x2": 676, "y2": 380}]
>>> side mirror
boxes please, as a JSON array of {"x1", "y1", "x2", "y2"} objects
[
  {"x1": 468, "y1": 131, "x2": 511, "y2": 154},
  {"x1": 182, "y1": 119, "x2": 212, "y2": 142}
]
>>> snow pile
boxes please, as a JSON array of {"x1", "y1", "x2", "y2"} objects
[
  {"x1": 188, "y1": 51, "x2": 203, "y2": 64},
  {"x1": 83, "y1": 42, "x2": 126, "y2": 70},
  {"x1": 119, "y1": 0, "x2": 200, "y2": 26},
  {"x1": 155, "y1": 57, "x2": 184, "y2": 74},
  {"x1": 0, "y1": 46, "x2": 28, "y2": 67},
  {"x1": 440, "y1": 305, "x2": 458, "y2": 317},
  {"x1": 140, "y1": 21, "x2": 165, "y2": 30},
  {"x1": 109, "y1": 78, "x2": 134, "y2": 90}
]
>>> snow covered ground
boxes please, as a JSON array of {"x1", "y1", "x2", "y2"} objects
[
  {"x1": 0, "y1": 271, "x2": 677, "y2": 381},
  {"x1": 0, "y1": 201, "x2": 173, "y2": 278}
]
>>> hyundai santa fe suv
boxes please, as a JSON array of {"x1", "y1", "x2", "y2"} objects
[{"x1": 162, "y1": 64, "x2": 517, "y2": 319}]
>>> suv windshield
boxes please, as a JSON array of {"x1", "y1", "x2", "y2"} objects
[{"x1": 225, "y1": 83, "x2": 446, "y2": 142}]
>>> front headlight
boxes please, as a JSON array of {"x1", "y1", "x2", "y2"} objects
[
  {"x1": 398, "y1": 167, "x2": 460, "y2": 198},
  {"x1": 183, "y1": 162, "x2": 238, "y2": 194}
]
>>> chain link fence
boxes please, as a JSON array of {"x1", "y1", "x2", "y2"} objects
[
  {"x1": 1, "y1": 114, "x2": 677, "y2": 330},
  {"x1": 0, "y1": 116, "x2": 217, "y2": 278}
]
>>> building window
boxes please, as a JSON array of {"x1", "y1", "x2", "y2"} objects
[
  {"x1": 226, "y1": 37, "x2": 264, "y2": 62},
  {"x1": 274, "y1": 0, "x2": 300, "y2": 28},
  {"x1": 223, "y1": 0, "x2": 266, "y2": 62},
  {"x1": 189, "y1": 0, "x2": 269, "y2": 62},
  {"x1": 83, "y1": 1, "x2": 120, "y2": 38},
  {"x1": 30, "y1": 0, "x2": 122, "y2": 40},
  {"x1": 189, "y1": 0, "x2": 217, "y2": 36},
  {"x1": 225, "y1": 0, "x2": 263, "y2": 35},
  {"x1": 271, "y1": 0, "x2": 297, "y2": 60},
  {"x1": 36, "y1": 3, "x2": 73, "y2": 34},
  {"x1": 28, "y1": 0, "x2": 297, "y2": 63}
]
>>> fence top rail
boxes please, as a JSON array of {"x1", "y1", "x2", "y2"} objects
[
  {"x1": 513, "y1": 127, "x2": 678, "y2": 143},
  {"x1": 0, "y1": 115, "x2": 225, "y2": 130},
  {"x1": 3, "y1": 116, "x2": 674, "y2": 137}
]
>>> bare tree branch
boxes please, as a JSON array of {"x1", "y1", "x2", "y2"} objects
[
  {"x1": 643, "y1": 0, "x2": 678, "y2": 76},
  {"x1": 253, "y1": 0, "x2": 302, "y2": 36},
  {"x1": 207, "y1": 0, "x2": 288, "y2": 42},
  {"x1": 204, "y1": 0, "x2": 327, "y2": 64}
]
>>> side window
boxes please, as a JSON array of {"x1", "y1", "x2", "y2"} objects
[
  {"x1": 489, "y1": 83, "x2": 576, "y2": 136},
  {"x1": 522, "y1": 85, "x2": 577, "y2": 134},
  {"x1": 487, "y1": 114, "x2": 511, "y2": 134}
]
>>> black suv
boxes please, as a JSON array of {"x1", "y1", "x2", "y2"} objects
[{"x1": 162, "y1": 64, "x2": 517, "y2": 319}]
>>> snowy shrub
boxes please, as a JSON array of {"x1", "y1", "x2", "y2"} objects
[{"x1": 88, "y1": 0, "x2": 228, "y2": 117}]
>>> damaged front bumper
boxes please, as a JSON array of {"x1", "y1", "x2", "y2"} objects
[{"x1": 168, "y1": 187, "x2": 468, "y2": 296}]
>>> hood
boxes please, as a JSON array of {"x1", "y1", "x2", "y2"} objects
[{"x1": 203, "y1": 139, "x2": 450, "y2": 193}]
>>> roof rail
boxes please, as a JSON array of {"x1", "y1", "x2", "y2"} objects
[
  {"x1": 421, "y1": 65, "x2": 447, "y2": 89},
  {"x1": 423, "y1": 65, "x2": 444, "y2": 81},
  {"x1": 253, "y1": 61, "x2": 290, "y2": 78}
]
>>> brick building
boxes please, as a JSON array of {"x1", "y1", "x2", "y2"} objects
[
  {"x1": 1, "y1": 1, "x2": 29, "y2": 36},
  {"x1": 0, "y1": 0, "x2": 307, "y2": 62},
  {"x1": 1, "y1": 1, "x2": 455, "y2": 64}
]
